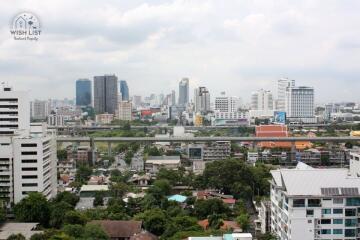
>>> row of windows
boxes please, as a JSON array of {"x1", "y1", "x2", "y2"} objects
[
  {"x1": 322, "y1": 208, "x2": 357, "y2": 216},
  {"x1": 320, "y1": 228, "x2": 355, "y2": 237},
  {"x1": 22, "y1": 175, "x2": 37, "y2": 179},
  {"x1": 21, "y1": 144, "x2": 37, "y2": 148},
  {"x1": 22, "y1": 167, "x2": 37, "y2": 171},
  {"x1": 22, "y1": 183, "x2": 38, "y2": 187},
  {"x1": 21, "y1": 159, "x2": 37, "y2": 163}
]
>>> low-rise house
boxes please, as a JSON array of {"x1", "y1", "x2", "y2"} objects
[
  {"x1": 128, "y1": 174, "x2": 151, "y2": 186},
  {"x1": 145, "y1": 156, "x2": 181, "y2": 174},
  {"x1": 80, "y1": 185, "x2": 109, "y2": 197},
  {"x1": 0, "y1": 223, "x2": 43, "y2": 240},
  {"x1": 91, "y1": 220, "x2": 142, "y2": 240}
]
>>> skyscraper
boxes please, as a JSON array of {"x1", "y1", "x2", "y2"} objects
[
  {"x1": 178, "y1": 78, "x2": 189, "y2": 106},
  {"x1": 76, "y1": 79, "x2": 92, "y2": 106},
  {"x1": 94, "y1": 75, "x2": 118, "y2": 114},
  {"x1": 171, "y1": 90, "x2": 176, "y2": 106},
  {"x1": 277, "y1": 78, "x2": 295, "y2": 111},
  {"x1": 30, "y1": 99, "x2": 51, "y2": 120},
  {"x1": 120, "y1": 80, "x2": 129, "y2": 101},
  {"x1": 285, "y1": 86, "x2": 315, "y2": 123},
  {"x1": 251, "y1": 89, "x2": 273, "y2": 110},
  {"x1": 194, "y1": 87, "x2": 210, "y2": 113}
]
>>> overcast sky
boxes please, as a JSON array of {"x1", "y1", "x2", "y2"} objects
[{"x1": 1, "y1": 0, "x2": 360, "y2": 103}]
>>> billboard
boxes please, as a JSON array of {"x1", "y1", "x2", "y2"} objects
[{"x1": 274, "y1": 111, "x2": 286, "y2": 124}]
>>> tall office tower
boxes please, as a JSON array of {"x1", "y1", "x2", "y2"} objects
[
  {"x1": 277, "y1": 77, "x2": 295, "y2": 111},
  {"x1": 251, "y1": 89, "x2": 273, "y2": 110},
  {"x1": 285, "y1": 86, "x2": 315, "y2": 123},
  {"x1": 118, "y1": 101, "x2": 132, "y2": 121},
  {"x1": 94, "y1": 75, "x2": 118, "y2": 114},
  {"x1": 270, "y1": 162, "x2": 360, "y2": 240},
  {"x1": 178, "y1": 78, "x2": 189, "y2": 106},
  {"x1": 119, "y1": 80, "x2": 129, "y2": 101},
  {"x1": 194, "y1": 87, "x2": 210, "y2": 113},
  {"x1": 30, "y1": 99, "x2": 51, "y2": 120},
  {"x1": 0, "y1": 84, "x2": 57, "y2": 206},
  {"x1": 214, "y1": 94, "x2": 240, "y2": 112},
  {"x1": 76, "y1": 79, "x2": 91, "y2": 106},
  {"x1": 171, "y1": 90, "x2": 176, "y2": 106}
]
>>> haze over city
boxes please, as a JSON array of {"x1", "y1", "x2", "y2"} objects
[{"x1": 1, "y1": 0, "x2": 360, "y2": 102}]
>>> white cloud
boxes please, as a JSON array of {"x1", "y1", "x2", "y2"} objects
[{"x1": 0, "y1": 0, "x2": 359, "y2": 102}]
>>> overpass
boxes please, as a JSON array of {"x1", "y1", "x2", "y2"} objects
[
  {"x1": 50, "y1": 123, "x2": 355, "y2": 133},
  {"x1": 56, "y1": 136, "x2": 360, "y2": 143}
]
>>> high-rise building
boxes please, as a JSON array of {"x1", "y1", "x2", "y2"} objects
[
  {"x1": 171, "y1": 90, "x2": 176, "y2": 106},
  {"x1": 194, "y1": 87, "x2": 210, "y2": 113},
  {"x1": 30, "y1": 99, "x2": 51, "y2": 120},
  {"x1": 94, "y1": 75, "x2": 118, "y2": 114},
  {"x1": 178, "y1": 78, "x2": 189, "y2": 106},
  {"x1": 277, "y1": 78, "x2": 295, "y2": 111},
  {"x1": 270, "y1": 162, "x2": 360, "y2": 240},
  {"x1": 0, "y1": 84, "x2": 57, "y2": 206},
  {"x1": 120, "y1": 80, "x2": 129, "y2": 101},
  {"x1": 76, "y1": 79, "x2": 91, "y2": 106},
  {"x1": 251, "y1": 89, "x2": 273, "y2": 110},
  {"x1": 285, "y1": 86, "x2": 315, "y2": 123},
  {"x1": 118, "y1": 101, "x2": 132, "y2": 121}
]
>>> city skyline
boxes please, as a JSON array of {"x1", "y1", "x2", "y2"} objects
[{"x1": 1, "y1": 1, "x2": 360, "y2": 102}]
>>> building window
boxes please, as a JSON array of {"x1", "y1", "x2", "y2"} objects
[
  {"x1": 321, "y1": 209, "x2": 331, "y2": 214},
  {"x1": 320, "y1": 219, "x2": 331, "y2": 224},
  {"x1": 308, "y1": 199, "x2": 321, "y2": 207},
  {"x1": 345, "y1": 218, "x2": 357, "y2": 227},
  {"x1": 321, "y1": 229, "x2": 331, "y2": 234},
  {"x1": 22, "y1": 175, "x2": 37, "y2": 179},
  {"x1": 345, "y1": 208, "x2": 356, "y2": 216},
  {"x1": 333, "y1": 208, "x2": 343, "y2": 214},
  {"x1": 346, "y1": 198, "x2": 360, "y2": 206},
  {"x1": 333, "y1": 229, "x2": 343, "y2": 235},
  {"x1": 306, "y1": 209, "x2": 314, "y2": 217},
  {"x1": 21, "y1": 167, "x2": 37, "y2": 171},
  {"x1": 345, "y1": 229, "x2": 356, "y2": 237},
  {"x1": 21, "y1": 159, "x2": 37, "y2": 163},
  {"x1": 21, "y1": 143, "x2": 37, "y2": 147},
  {"x1": 333, "y1": 198, "x2": 343, "y2": 204},
  {"x1": 333, "y1": 219, "x2": 343, "y2": 224},
  {"x1": 293, "y1": 199, "x2": 305, "y2": 207},
  {"x1": 22, "y1": 183, "x2": 38, "y2": 187},
  {"x1": 21, "y1": 151, "x2": 37, "y2": 155}
]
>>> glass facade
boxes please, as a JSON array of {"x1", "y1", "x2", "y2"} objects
[{"x1": 76, "y1": 79, "x2": 91, "y2": 106}]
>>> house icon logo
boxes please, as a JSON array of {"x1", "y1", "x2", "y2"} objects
[{"x1": 10, "y1": 12, "x2": 41, "y2": 41}]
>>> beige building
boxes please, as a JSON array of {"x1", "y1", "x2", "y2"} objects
[{"x1": 118, "y1": 101, "x2": 132, "y2": 121}]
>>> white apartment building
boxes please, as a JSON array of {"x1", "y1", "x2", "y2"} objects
[
  {"x1": 47, "y1": 114, "x2": 65, "y2": 126},
  {"x1": 118, "y1": 101, "x2": 132, "y2": 121},
  {"x1": 194, "y1": 87, "x2": 210, "y2": 113},
  {"x1": 95, "y1": 113, "x2": 114, "y2": 124},
  {"x1": 277, "y1": 78, "x2": 295, "y2": 111},
  {"x1": 30, "y1": 99, "x2": 51, "y2": 120},
  {"x1": 251, "y1": 89, "x2": 273, "y2": 111},
  {"x1": 270, "y1": 162, "x2": 360, "y2": 240},
  {"x1": 285, "y1": 86, "x2": 316, "y2": 123},
  {"x1": 0, "y1": 84, "x2": 57, "y2": 206},
  {"x1": 350, "y1": 151, "x2": 360, "y2": 177},
  {"x1": 214, "y1": 95, "x2": 241, "y2": 112}
]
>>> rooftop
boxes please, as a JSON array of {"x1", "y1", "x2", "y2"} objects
[
  {"x1": 271, "y1": 162, "x2": 360, "y2": 196},
  {"x1": 0, "y1": 222, "x2": 43, "y2": 240}
]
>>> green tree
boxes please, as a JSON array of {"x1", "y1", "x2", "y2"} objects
[
  {"x1": 93, "y1": 192, "x2": 105, "y2": 207},
  {"x1": 124, "y1": 151, "x2": 134, "y2": 165},
  {"x1": 6, "y1": 234, "x2": 26, "y2": 240},
  {"x1": 109, "y1": 182, "x2": 128, "y2": 198},
  {"x1": 75, "y1": 164, "x2": 92, "y2": 184},
  {"x1": 57, "y1": 149, "x2": 67, "y2": 161},
  {"x1": 14, "y1": 192, "x2": 50, "y2": 226},
  {"x1": 64, "y1": 211, "x2": 88, "y2": 225},
  {"x1": 82, "y1": 224, "x2": 109, "y2": 240},
  {"x1": 0, "y1": 201, "x2": 6, "y2": 222},
  {"x1": 62, "y1": 224, "x2": 84, "y2": 239},
  {"x1": 30, "y1": 233, "x2": 47, "y2": 240},
  {"x1": 147, "y1": 179, "x2": 172, "y2": 199},
  {"x1": 134, "y1": 208, "x2": 167, "y2": 236},
  {"x1": 208, "y1": 214, "x2": 225, "y2": 229},
  {"x1": 236, "y1": 213, "x2": 250, "y2": 232},
  {"x1": 194, "y1": 198, "x2": 230, "y2": 219},
  {"x1": 53, "y1": 192, "x2": 79, "y2": 207},
  {"x1": 49, "y1": 201, "x2": 73, "y2": 228}
]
